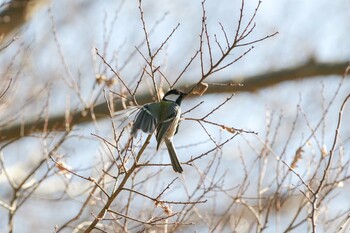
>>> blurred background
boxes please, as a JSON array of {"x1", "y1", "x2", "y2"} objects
[{"x1": 0, "y1": 0, "x2": 349, "y2": 232}]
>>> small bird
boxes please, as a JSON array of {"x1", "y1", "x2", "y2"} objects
[{"x1": 131, "y1": 89, "x2": 187, "y2": 173}]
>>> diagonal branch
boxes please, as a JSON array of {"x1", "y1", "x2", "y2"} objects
[{"x1": 84, "y1": 133, "x2": 153, "y2": 232}]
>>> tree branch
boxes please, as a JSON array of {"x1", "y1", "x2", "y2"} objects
[
  {"x1": 0, "y1": 0, "x2": 47, "y2": 37},
  {"x1": 206, "y1": 60, "x2": 349, "y2": 93},
  {"x1": 0, "y1": 60, "x2": 348, "y2": 142}
]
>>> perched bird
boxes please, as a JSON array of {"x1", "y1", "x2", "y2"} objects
[{"x1": 131, "y1": 89, "x2": 187, "y2": 173}]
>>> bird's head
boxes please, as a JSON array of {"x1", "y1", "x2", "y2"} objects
[{"x1": 162, "y1": 89, "x2": 187, "y2": 105}]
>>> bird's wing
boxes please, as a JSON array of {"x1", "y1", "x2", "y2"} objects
[
  {"x1": 131, "y1": 103, "x2": 160, "y2": 136},
  {"x1": 114, "y1": 106, "x2": 140, "y2": 129},
  {"x1": 156, "y1": 103, "x2": 180, "y2": 149}
]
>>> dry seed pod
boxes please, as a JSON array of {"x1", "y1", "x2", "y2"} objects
[{"x1": 192, "y1": 82, "x2": 208, "y2": 96}]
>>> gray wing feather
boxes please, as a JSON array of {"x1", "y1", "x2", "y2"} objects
[
  {"x1": 131, "y1": 104, "x2": 158, "y2": 136},
  {"x1": 114, "y1": 107, "x2": 139, "y2": 130},
  {"x1": 156, "y1": 120, "x2": 173, "y2": 150}
]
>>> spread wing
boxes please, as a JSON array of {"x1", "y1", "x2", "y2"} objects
[
  {"x1": 131, "y1": 103, "x2": 160, "y2": 136},
  {"x1": 114, "y1": 106, "x2": 140, "y2": 129}
]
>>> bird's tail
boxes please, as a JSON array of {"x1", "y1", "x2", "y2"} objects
[{"x1": 165, "y1": 139, "x2": 183, "y2": 173}]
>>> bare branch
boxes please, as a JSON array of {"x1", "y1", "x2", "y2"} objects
[
  {"x1": 0, "y1": 78, "x2": 11, "y2": 100},
  {"x1": 1, "y1": 61, "x2": 347, "y2": 142},
  {"x1": 95, "y1": 48, "x2": 132, "y2": 95},
  {"x1": 310, "y1": 68, "x2": 350, "y2": 231}
]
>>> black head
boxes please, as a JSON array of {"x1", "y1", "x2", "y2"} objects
[{"x1": 162, "y1": 89, "x2": 187, "y2": 105}]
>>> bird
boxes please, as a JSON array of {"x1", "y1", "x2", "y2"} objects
[{"x1": 131, "y1": 89, "x2": 187, "y2": 173}]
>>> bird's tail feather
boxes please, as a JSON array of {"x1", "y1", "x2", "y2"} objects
[{"x1": 165, "y1": 140, "x2": 183, "y2": 173}]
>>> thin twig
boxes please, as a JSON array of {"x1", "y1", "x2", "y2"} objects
[{"x1": 95, "y1": 48, "x2": 132, "y2": 95}]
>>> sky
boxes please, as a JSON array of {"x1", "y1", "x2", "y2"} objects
[{"x1": 1, "y1": 0, "x2": 350, "y2": 232}]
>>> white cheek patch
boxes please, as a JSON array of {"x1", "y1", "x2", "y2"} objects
[{"x1": 164, "y1": 94, "x2": 179, "y2": 102}]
